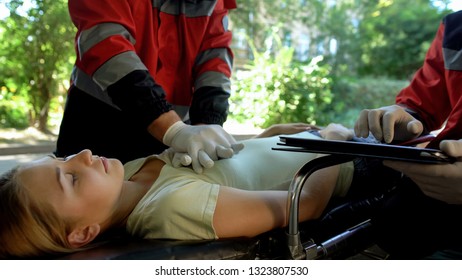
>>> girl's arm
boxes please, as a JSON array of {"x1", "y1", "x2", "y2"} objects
[
  {"x1": 255, "y1": 123, "x2": 320, "y2": 138},
  {"x1": 213, "y1": 187, "x2": 288, "y2": 238},
  {"x1": 213, "y1": 123, "x2": 353, "y2": 238},
  {"x1": 213, "y1": 167, "x2": 338, "y2": 238}
]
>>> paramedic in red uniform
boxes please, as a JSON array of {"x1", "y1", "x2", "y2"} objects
[
  {"x1": 55, "y1": 0, "x2": 241, "y2": 173},
  {"x1": 354, "y1": 10, "x2": 462, "y2": 258}
]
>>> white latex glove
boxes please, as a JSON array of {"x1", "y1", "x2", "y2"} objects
[
  {"x1": 319, "y1": 123, "x2": 354, "y2": 141},
  {"x1": 354, "y1": 105, "x2": 423, "y2": 143},
  {"x1": 163, "y1": 121, "x2": 244, "y2": 173},
  {"x1": 383, "y1": 139, "x2": 462, "y2": 204},
  {"x1": 171, "y1": 152, "x2": 192, "y2": 168}
]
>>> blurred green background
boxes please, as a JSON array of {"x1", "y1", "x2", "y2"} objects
[{"x1": 0, "y1": 0, "x2": 458, "y2": 135}]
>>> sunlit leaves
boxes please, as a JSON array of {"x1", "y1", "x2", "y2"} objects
[
  {"x1": 230, "y1": 32, "x2": 333, "y2": 128},
  {"x1": 0, "y1": 0, "x2": 75, "y2": 130}
]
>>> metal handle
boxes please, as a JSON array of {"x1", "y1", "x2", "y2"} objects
[{"x1": 286, "y1": 154, "x2": 356, "y2": 259}]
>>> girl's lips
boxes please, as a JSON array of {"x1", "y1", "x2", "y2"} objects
[{"x1": 101, "y1": 157, "x2": 108, "y2": 173}]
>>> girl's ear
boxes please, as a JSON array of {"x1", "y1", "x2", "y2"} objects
[{"x1": 67, "y1": 224, "x2": 101, "y2": 248}]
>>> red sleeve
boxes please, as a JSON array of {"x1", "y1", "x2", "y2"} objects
[
  {"x1": 194, "y1": 0, "x2": 235, "y2": 79},
  {"x1": 69, "y1": 0, "x2": 137, "y2": 75},
  {"x1": 224, "y1": 0, "x2": 237, "y2": 9},
  {"x1": 396, "y1": 23, "x2": 452, "y2": 131},
  {"x1": 69, "y1": 0, "x2": 135, "y2": 32}
]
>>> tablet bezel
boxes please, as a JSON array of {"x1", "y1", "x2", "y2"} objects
[{"x1": 274, "y1": 136, "x2": 455, "y2": 164}]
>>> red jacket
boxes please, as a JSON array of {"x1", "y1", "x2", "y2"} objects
[
  {"x1": 396, "y1": 11, "x2": 462, "y2": 147},
  {"x1": 69, "y1": 0, "x2": 236, "y2": 125}
]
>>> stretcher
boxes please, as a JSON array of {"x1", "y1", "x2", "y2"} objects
[
  {"x1": 59, "y1": 136, "x2": 438, "y2": 260},
  {"x1": 55, "y1": 156, "x2": 390, "y2": 260},
  {"x1": 57, "y1": 174, "x2": 380, "y2": 260},
  {"x1": 275, "y1": 135, "x2": 455, "y2": 259}
]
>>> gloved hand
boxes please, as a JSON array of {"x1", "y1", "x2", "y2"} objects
[
  {"x1": 354, "y1": 105, "x2": 423, "y2": 143},
  {"x1": 171, "y1": 152, "x2": 192, "y2": 168},
  {"x1": 383, "y1": 139, "x2": 462, "y2": 204},
  {"x1": 163, "y1": 121, "x2": 244, "y2": 173},
  {"x1": 319, "y1": 123, "x2": 354, "y2": 141}
]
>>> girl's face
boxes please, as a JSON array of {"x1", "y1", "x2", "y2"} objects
[{"x1": 17, "y1": 149, "x2": 125, "y2": 227}]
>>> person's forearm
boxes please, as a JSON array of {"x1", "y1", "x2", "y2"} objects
[
  {"x1": 255, "y1": 125, "x2": 280, "y2": 138},
  {"x1": 148, "y1": 110, "x2": 182, "y2": 143},
  {"x1": 395, "y1": 23, "x2": 448, "y2": 131},
  {"x1": 255, "y1": 123, "x2": 317, "y2": 138}
]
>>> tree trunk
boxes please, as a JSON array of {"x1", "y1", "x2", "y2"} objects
[{"x1": 37, "y1": 104, "x2": 49, "y2": 133}]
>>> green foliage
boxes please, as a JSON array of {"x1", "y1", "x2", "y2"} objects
[
  {"x1": 0, "y1": 0, "x2": 456, "y2": 132},
  {"x1": 322, "y1": 76, "x2": 410, "y2": 127},
  {"x1": 0, "y1": 0, "x2": 75, "y2": 132},
  {"x1": 229, "y1": 0, "x2": 449, "y2": 129},
  {"x1": 230, "y1": 33, "x2": 333, "y2": 128},
  {"x1": 230, "y1": 0, "x2": 324, "y2": 56},
  {"x1": 0, "y1": 87, "x2": 29, "y2": 128},
  {"x1": 356, "y1": 0, "x2": 452, "y2": 78}
]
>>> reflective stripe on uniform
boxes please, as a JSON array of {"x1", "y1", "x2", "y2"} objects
[
  {"x1": 195, "y1": 71, "x2": 231, "y2": 93},
  {"x1": 153, "y1": 0, "x2": 217, "y2": 17},
  {"x1": 442, "y1": 11, "x2": 462, "y2": 71},
  {"x1": 77, "y1": 23, "x2": 136, "y2": 58},
  {"x1": 195, "y1": 47, "x2": 233, "y2": 70},
  {"x1": 72, "y1": 51, "x2": 148, "y2": 109},
  {"x1": 93, "y1": 51, "x2": 147, "y2": 90},
  {"x1": 71, "y1": 66, "x2": 120, "y2": 109},
  {"x1": 194, "y1": 47, "x2": 232, "y2": 92},
  {"x1": 443, "y1": 48, "x2": 462, "y2": 71},
  {"x1": 171, "y1": 104, "x2": 191, "y2": 121}
]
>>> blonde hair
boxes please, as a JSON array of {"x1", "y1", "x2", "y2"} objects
[{"x1": 0, "y1": 167, "x2": 78, "y2": 259}]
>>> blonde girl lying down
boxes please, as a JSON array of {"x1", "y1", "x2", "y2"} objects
[{"x1": 0, "y1": 123, "x2": 355, "y2": 258}]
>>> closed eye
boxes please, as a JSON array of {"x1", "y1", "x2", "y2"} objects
[
  {"x1": 71, "y1": 174, "x2": 77, "y2": 185},
  {"x1": 66, "y1": 173, "x2": 77, "y2": 185}
]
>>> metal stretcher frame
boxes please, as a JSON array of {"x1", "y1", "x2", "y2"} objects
[
  {"x1": 285, "y1": 154, "x2": 371, "y2": 259},
  {"x1": 279, "y1": 135, "x2": 456, "y2": 259}
]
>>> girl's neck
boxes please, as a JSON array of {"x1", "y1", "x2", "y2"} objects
[
  {"x1": 104, "y1": 157, "x2": 166, "y2": 229},
  {"x1": 129, "y1": 157, "x2": 165, "y2": 188}
]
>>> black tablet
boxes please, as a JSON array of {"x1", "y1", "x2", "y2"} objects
[{"x1": 273, "y1": 136, "x2": 456, "y2": 164}]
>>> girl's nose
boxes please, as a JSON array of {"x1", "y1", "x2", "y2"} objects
[{"x1": 68, "y1": 149, "x2": 93, "y2": 164}]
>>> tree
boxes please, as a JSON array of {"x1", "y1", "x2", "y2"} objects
[
  {"x1": 230, "y1": 0, "x2": 328, "y2": 61},
  {"x1": 0, "y1": 0, "x2": 75, "y2": 132},
  {"x1": 230, "y1": 0, "x2": 450, "y2": 78},
  {"x1": 356, "y1": 0, "x2": 451, "y2": 78}
]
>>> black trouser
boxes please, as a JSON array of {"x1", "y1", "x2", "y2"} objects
[
  {"x1": 372, "y1": 177, "x2": 462, "y2": 259},
  {"x1": 55, "y1": 87, "x2": 167, "y2": 164},
  {"x1": 340, "y1": 158, "x2": 462, "y2": 259}
]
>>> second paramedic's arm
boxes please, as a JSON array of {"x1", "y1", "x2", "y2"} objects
[
  {"x1": 354, "y1": 105, "x2": 424, "y2": 143},
  {"x1": 355, "y1": 23, "x2": 447, "y2": 143},
  {"x1": 394, "y1": 22, "x2": 450, "y2": 132},
  {"x1": 384, "y1": 139, "x2": 462, "y2": 205},
  {"x1": 189, "y1": 3, "x2": 235, "y2": 125}
]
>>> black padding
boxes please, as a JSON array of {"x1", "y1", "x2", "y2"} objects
[{"x1": 58, "y1": 237, "x2": 259, "y2": 260}]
